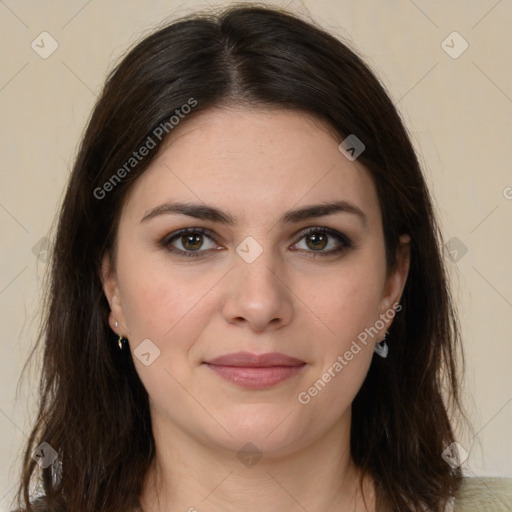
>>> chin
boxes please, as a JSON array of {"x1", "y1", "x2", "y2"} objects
[{"x1": 203, "y1": 408, "x2": 306, "y2": 458}]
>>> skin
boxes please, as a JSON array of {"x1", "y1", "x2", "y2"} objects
[{"x1": 101, "y1": 107, "x2": 410, "y2": 512}]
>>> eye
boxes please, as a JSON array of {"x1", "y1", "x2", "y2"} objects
[
  {"x1": 292, "y1": 227, "x2": 353, "y2": 257},
  {"x1": 162, "y1": 228, "x2": 220, "y2": 257},
  {"x1": 160, "y1": 227, "x2": 353, "y2": 258}
]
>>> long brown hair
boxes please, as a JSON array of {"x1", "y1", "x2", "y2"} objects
[{"x1": 12, "y1": 4, "x2": 470, "y2": 511}]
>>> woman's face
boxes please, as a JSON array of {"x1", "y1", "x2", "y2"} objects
[{"x1": 102, "y1": 107, "x2": 409, "y2": 457}]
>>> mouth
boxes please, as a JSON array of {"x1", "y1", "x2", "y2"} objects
[{"x1": 203, "y1": 351, "x2": 307, "y2": 389}]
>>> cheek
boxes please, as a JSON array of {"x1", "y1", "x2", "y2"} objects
[
  {"x1": 310, "y1": 259, "x2": 386, "y2": 345},
  {"x1": 116, "y1": 251, "x2": 220, "y2": 349},
  {"x1": 294, "y1": 266, "x2": 382, "y2": 422}
]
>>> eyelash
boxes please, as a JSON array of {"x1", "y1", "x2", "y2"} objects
[{"x1": 160, "y1": 227, "x2": 353, "y2": 259}]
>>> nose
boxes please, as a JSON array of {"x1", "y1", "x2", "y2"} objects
[{"x1": 220, "y1": 247, "x2": 294, "y2": 333}]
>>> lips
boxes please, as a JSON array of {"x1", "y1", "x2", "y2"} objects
[
  {"x1": 205, "y1": 351, "x2": 305, "y2": 367},
  {"x1": 203, "y1": 351, "x2": 306, "y2": 389}
]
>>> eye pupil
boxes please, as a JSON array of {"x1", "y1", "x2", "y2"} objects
[
  {"x1": 307, "y1": 233, "x2": 327, "y2": 250},
  {"x1": 183, "y1": 233, "x2": 203, "y2": 251}
]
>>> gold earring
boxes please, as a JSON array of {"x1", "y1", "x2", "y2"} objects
[{"x1": 114, "y1": 320, "x2": 124, "y2": 350}]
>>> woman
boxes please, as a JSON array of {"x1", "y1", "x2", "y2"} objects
[{"x1": 11, "y1": 4, "x2": 512, "y2": 512}]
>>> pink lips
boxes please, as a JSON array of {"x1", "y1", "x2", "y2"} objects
[{"x1": 204, "y1": 351, "x2": 306, "y2": 389}]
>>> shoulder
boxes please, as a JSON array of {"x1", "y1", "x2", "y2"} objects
[{"x1": 453, "y1": 476, "x2": 512, "y2": 511}]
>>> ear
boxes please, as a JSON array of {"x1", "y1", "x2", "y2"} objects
[
  {"x1": 100, "y1": 253, "x2": 127, "y2": 336},
  {"x1": 379, "y1": 234, "x2": 411, "y2": 315}
]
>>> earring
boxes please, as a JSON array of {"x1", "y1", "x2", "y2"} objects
[
  {"x1": 374, "y1": 330, "x2": 389, "y2": 358},
  {"x1": 114, "y1": 320, "x2": 126, "y2": 350}
]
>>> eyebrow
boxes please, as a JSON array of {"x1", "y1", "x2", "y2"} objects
[{"x1": 141, "y1": 200, "x2": 367, "y2": 227}]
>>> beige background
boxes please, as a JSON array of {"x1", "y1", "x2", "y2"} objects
[{"x1": 1, "y1": 0, "x2": 511, "y2": 506}]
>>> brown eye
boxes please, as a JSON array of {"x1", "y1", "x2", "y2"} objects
[
  {"x1": 305, "y1": 232, "x2": 328, "y2": 251},
  {"x1": 162, "y1": 228, "x2": 219, "y2": 257},
  {"x1": 293, "y1": 228, "x2": 352, "y2": 257},
  {"x1": 180, "y1": 233, "x2": 205, "y2": 251}
]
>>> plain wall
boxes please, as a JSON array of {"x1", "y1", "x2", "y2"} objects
[{"x1": 1, "y1": 0, "x2": 511, "y2": 506}]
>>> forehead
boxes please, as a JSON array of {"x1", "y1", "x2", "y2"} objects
[{"x1": 121, "y1": 107, "x2": 381, "y2": 229}]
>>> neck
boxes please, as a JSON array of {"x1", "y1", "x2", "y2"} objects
[{"x1": 139, "y1": 413, "x2": 378, "y2": 512}]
